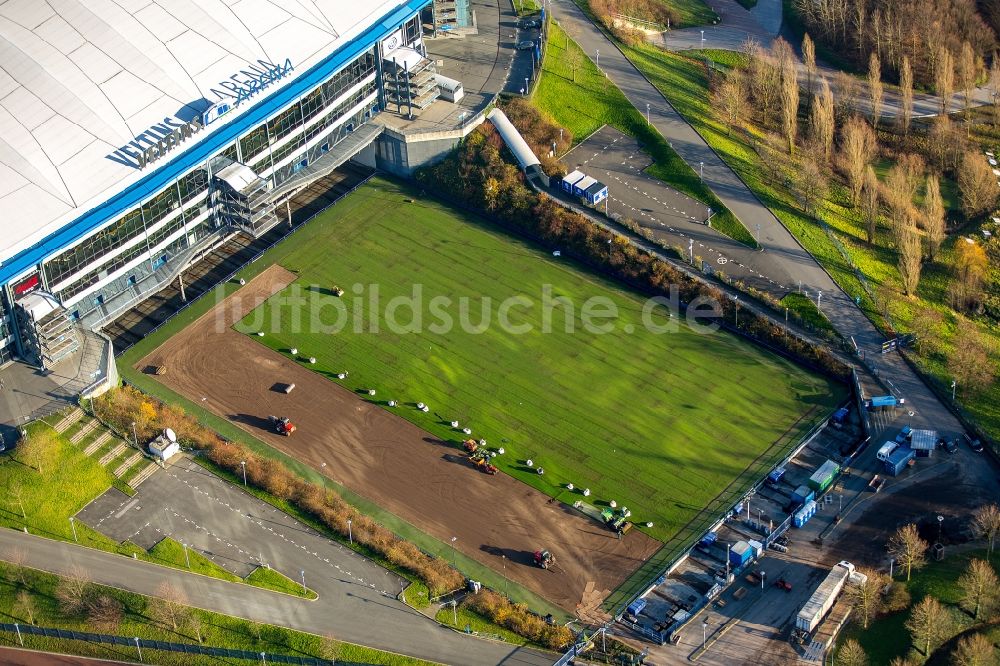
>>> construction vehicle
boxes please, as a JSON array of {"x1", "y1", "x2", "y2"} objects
[
  {"x1": 468, "y1": 449, "x2": 498, "y2": 475},
  {"x1": 268, "y1": 416, "x2": 296, "y2": 436},
  {"x1": 463, "y1": 439, "x2": 478, "y2": 454},
  {"x1": 601, "y1": 507, "x2": 632, "y2": 534},
  {"x1": 534, "y1": 549, "x2": 555, "y2": 569}
]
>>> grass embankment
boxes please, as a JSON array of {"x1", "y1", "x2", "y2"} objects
[
  {"x1": 435, "y1": 604, "x2": 531, "y2": 645},
  {"x1": 616, "y1": 45, "x2": 1000, "y2": 440},
  {"x1": 535, "y1": 22, "x2": 757, "y2": 247},
  {"x1": 240, "y1": 178, "x2": 844, "y2": 545},
  {"x1": 838, "y1": 549, "x2": 1000, "y2": 664},
  {"x1": 0, "y1": 561, "x2": 432, "y2": 666},
  {"x1": 780, "y1": 293, "x2": 835, "y2": 335},
  {"x1": 0, "y1": 417, "x2": 314, "y2": 599}
]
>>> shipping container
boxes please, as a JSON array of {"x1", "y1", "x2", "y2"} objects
[
  {"x1": 748, "y1": 540, "x2": 763, "y2": 558},
  {"x1": 884, "y1": 446, "x2": 915, "y2": 476},
  {"x1": 791, "y1": 484, "x2": 815, "y2": 506},
  {"x1": 573, "y1": 175, "x2": 598, "y2": 197},
  {"x1": 560, "y1": 170, "x2": 585, "y2": 194},
  {"x1": 796, "y1": 562, "x2": 855, "y2": 633},
  {"x1": 767, "y1": 467, "x2": 786, "y2": 485},
  {"x1": 808, "y1": 459, "x2": 840, "y2": 493},
  {"x1": 793, "y1": 499, "x2": 817, "y2": 528},
  {"x1": 584, "y1": 181, "x2": 608, "y2": 204},
  {"x1": 729, "y1": 541, "x2": 752, "y2": 567},
  {"x1": 698, "y1": 532, "x2": 718, "y2": 548}
]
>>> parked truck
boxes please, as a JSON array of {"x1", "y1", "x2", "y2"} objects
[{"x1": 795, "y1": 561, "x2": 857, "y2": 634}]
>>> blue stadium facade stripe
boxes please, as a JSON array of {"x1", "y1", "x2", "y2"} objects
[{"x1": 0, "y1": 0, "x2": 427, "y2": 287}]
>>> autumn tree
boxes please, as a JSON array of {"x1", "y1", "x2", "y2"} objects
[
  {"x1": 810, "y1": 78, "x2": 836, "y2": 160},
  {"x1": 923, "y1": 174, "x2": 946, "y2": 261},
  {"x1": 899, "y1": 56, "x2": 914, "y2": 135},
  {"x1": 949, "y1": 320, "x2": 996, "y2": 395},
  {"x1": 958, "y1": 559, "x2": 998, "y2": 620},
  {"x1": 889, "y1": 523, "x2": 928, "y2": 581},
  {"x1": 951, "y1": 633, "x2": 996, "y2": 666},
  {"x1": 937, "y1": 47, "x2": 955, "y2": 114},
  {"x1": 950, "y1": 239, "x2": 988, "y2": 310},
  {"x1": 840, "y1": 116, "x2": 877, "y2": 204},
  {"x1": 714, "y1": 69, "x2": 748, "y2": 136},
  {"x1": 844, "y1": 567, "x2": 889, "y2": 629},
  {"x1": 906, "y1": 595, "x2": 950, "y2": 655},
  {"x1": 861, "y1": 166, "x2": 880, "y2": 244},
  {"x1": 897, "y1": 217, "x2": 923, "y2": 296},
  {"x1": 803, "y1": 34, "x2": 817, "y2": 97},
  {"x1": 973, "y1": 504, "x2": 1000, "y2": 561},
  {"x1": 149, "y1": 581, "x2": 190, "y2": 632},
  {"x1": 868, "y1": 53, "x2": 884, "y2": 130},
  {"x1": 780, "y1": 50, "x2": 800, "y2": 153},
  {"x1": 958, "y1": 151, "x2": 1000, "y2": 219},
  {"x1": 838, "y1": 638, "x2": 869, "y2": 666}
]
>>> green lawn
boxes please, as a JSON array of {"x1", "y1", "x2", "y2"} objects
[
  {"x1": 838, "y1": 549, "x2": 999, "y2": 664},
  {"x1": 0, "y1": 561, "x2": 433, "y2": 666},
  {"x1": 238, "y1": 178, "x2": 844, "y2": 545},
  {"x1": 435, "y1": 604, "x2": 530, "y2": 645},
  {"x1": 780, "y1": 293, "x2": 835, "y2": 335},
  {"x1": 535, "y1": 22, "x2": 756, "y2": 247}
]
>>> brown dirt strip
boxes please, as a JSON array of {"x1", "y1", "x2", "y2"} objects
[{"x1": 138, "y1": 264, "x2": 661, "y2": 615}]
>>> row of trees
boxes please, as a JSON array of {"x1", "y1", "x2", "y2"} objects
[
  {"x1": 837, "y1": 505, "x2": 1000, "y2": 664},
  {"x1": 791, "y1": 0, "x2": 994, "y2": 86}
]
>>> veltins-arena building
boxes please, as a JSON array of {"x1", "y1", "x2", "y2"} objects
[{"x1": 0, "y1": 0, "x2": 463, "y2": 369}]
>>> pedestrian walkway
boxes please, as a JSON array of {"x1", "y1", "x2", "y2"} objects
[{"x1": 548, "y1": 0, "x2": 963, "y2": 438}]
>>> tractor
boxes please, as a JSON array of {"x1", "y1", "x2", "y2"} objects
[
  {"x1": 534, "y1": 549, "x2": 555, "y2": 569},
  {"x1": 468, "y1": 449, "x2": 498, "y2": 475},
  {"x1": 463, "y1": 439, "x2": 478, "y2": 454},
  {"x1": 601, "y1": 507, "x2": 633, "y2": 535},
  {"x1": 268, "y1": 416, "x2": 297, "y2": 436}
]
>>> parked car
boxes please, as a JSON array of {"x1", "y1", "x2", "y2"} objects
[
  {"x1": 516, "y1": 40, "x2": 535, "y2": 51},
  {"x1": 895, "y1": 426, "x2": 912, "y2": 444},
  {"x1": 774, "y1": 578, "x2": 793, "y2": 592},
  {"x1": 965, "y1": 434, "x2": 984, "y2": 453},
  {"x1": 944, "y1": 439, "x2": 958, "y2": 454},
  {"x1": 521, "y1": 18, "x2": 540, "y2": 28},
  {"x1": 868, "y1": 475, "x2": 886, "y2": 493}
]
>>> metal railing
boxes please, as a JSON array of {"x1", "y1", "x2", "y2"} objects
[
  {"x1": 0, "y1": 622, "x2": 352, "y2": 665},
  {"x1": 115, "y1": 172, "x2": 376, "y2": 358}
]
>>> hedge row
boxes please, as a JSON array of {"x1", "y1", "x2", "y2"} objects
[{"x1": 463, "y1": 589, "x2": 573, "y2": 649}]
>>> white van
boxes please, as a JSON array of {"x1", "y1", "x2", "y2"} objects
[{"x1": 876, "y1": 441, "x2": 899, "y2": 461}]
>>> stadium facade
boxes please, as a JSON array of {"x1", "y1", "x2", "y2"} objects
[{"x1": 0, "y1": 0, "x2": 452, "y2": 369}]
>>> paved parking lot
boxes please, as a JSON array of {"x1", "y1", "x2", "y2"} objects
[
  {"x1": 77, "y1": 456, "x2": 403, "y2": 597},
  {"x1": 563, "y1": 126, "x2": 795, "y2": 296}
]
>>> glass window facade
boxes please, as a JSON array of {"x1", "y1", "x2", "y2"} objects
[
  {"x1": 31, "y1": 41, "x2": 384, "y2": 313},
  {"x1": 0, "y1": 295, "x2": 12, "y2": 365}
]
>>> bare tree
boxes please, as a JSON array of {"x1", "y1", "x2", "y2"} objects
[
  {"x1": 958, "y1": 559, "x2": 998, "y2": 620},
  {"x1": 840, "y1": 116, "x2": 877, "y2": 204},
  {"x1": 794, "y1": 157, "x2": 827, "y2": 216},
  {"x1": 906, "y1": 595, "x2": 950, "y2": 655},
  {"x1": 566, "y1": 47, "x2": 582, "y2": 84},
  {"x1": 55, "y1": 565, "x2": 92, "y2": 617},
  {"x1": 957, "y1": 41, "x2": 979, "y2": 113},
  {"x1": 837, "y1": 638, "x2": 869, "y2": 666},
  {"x1": 16, "y1": 430, "x2": 48, "y2": 474},
  {"x1": 86, "y1": 594, "x2": 124, "y2": 633},
  {"x1": 897, "y1": 216, "x2": 923, "y2": 296},
  {"x1": 9, "y1": 482, "x2": 26, "y2": 520},
  {"x1": 6, "y1": 547, "x2": 28, "y2": 587},
  {"x1": 889, "y1": 524, "x2": 928, "y2": 581},
  {"x1": 14, "y1": 590, "x2": 36, "y2": 625},
  {"x1": 911, "y1": 306, "x2": 944, "y2": 355},
  {"x1": 781, "y1": 53, "x2": 800, "y2": 153},
  {"x1": 844, "y1": 568, "x2": 889, "y2": 629},
  {"x1": 958, "y1": 151, "x2": 1000, "y2": 218},
  {"x1": 247, "y1": 619, "x2": 264, "y2": 641},
  {"x1": 834, "y1": 70, "x2": 860, "y2": 119},
  {"x1": 189, "y1": 613, "x2": 204, "y2": 643},
  {"x1": 973, "y1": 504, "x2": 1000, "y2": 561},
  {"x1": 991, "y1": 58, "x2": 1000, "y2": 132},
  {"x1": 951, "y1": 633, "x2": 996, "y2": 666},
  {"x1": 923, "y1": 174, "x2": 946, "y2": 261},
  {"x1": 899, "y1": 56, "x2": 914, "y2": 134},
  {"x1": 748, "y1": 40, "x2": 781, "y2": 126},
  {"x1": 937, "y1": 47, "x2": 955, "y2": 114},
  {"x1": 868, "y1": 53, "x2": 884, "y2": 130},
  {"x1": 889, "y1": 657, "x2": 919, "y2": 666},
  {"x1": 803, "y1": 33, "x2": 817, "y2": 97},
  {"x1": 949, "y1": 320, "x2": 996, "y2": 395},
  {"x1": 149, "y1": 581, "x2": 190, "y2": 632},
  {"x1": 884, "y1": 164, "x2": 915, "y2": 223},
  {"x1": 714, "y1": 69, "x2": 748, "y2": 136},
  {"x1": 810, "y1": 78, "x2": 836, "y2": 160},
  {"x1": 861, "y1": 166, "x2": 880, "y2": 244}
]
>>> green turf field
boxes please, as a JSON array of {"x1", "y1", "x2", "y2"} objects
[{"x1": 239, "y1": 179, "x2": 846, "y2": 543}]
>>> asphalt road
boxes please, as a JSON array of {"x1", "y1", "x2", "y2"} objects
[
  {"x1": 549, "y1": 0, "x2": 964, "y2": 442},
  {"x1": 4, "y1": 496, "x2": 552, "y2": 666}
]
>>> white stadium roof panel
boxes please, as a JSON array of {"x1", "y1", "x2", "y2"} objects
[{"x1": 0, "y1": 0, "x2": 411, "y2": 266}]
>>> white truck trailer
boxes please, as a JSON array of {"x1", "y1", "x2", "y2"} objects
[{"x1": 796, "y1": 561, "x2": 859, "y2": 633}]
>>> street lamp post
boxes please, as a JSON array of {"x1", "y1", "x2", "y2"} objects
[
  {"x1": 817, "y1": 290, "x2": 823, "y2": 311},
  {"x1": 559, "y1": 128, "x2": 564, "y2": 143},
  {"x1": 699, "y1": 161, "x2": 704, "y2": 180},
  {"x1": 69, "y1": 516, "x2": 78, "y2": 542},
  {"x1": 760, "y1": 571, "x2": 766, "y2": 590},
  {"x1": 502, "y1": 555, "x2": 508, "y2": 598},
  {"x1": 131, "y1": 421, "x2": 138, "y2": 447},
  {"x1": 734, "y1": 295, "x2": 740, "y2": 327},
  {"x1": 937, "y1": 515, "x2": 945, "y2": 542},
  {"x1": 755, "y1": 223, "x2": 761, "y2": 246},
  {"x1": 951, "y1": 380, "x2": 957, "y2": 401},
  {"x1": 134, "y1": 637, "x2": 142, "y2": 662},
  {"x1": 646, "y1": 103, "x2": 651, "y2": 123},
  {"x1": 260, "y1": 652, "x2": 267, "y2": 666},
  {"x1": 889, "y1": 558, "x2": 895, "y2": 579},
  {"x1": 452, "y1": 599, "x2": 458, "y2": 625},
  {"x1": 700, "y1": 30, "x2": 705, "y2": 48},
  {"x1": 182, "y1": 542, "x2": 191, "y2": 568},
  {"x1": 702, "y1": 618, "x2": 708, "y2": 649},
  {"x1": 450, "y1": 536, "x2": 458, "y2": 568},
  {"x1": 596, "y1": 49, "x2": 600, "y2": 68},
  {"x1": 300, "y1": 569, "x2": 307, "y2": 594},
  {"x1": 347, "y1": 518, "x2": 353, "y2": 545},
  {"x1": 240, "y1": 461, "x2": 247, "y2": 486},
  {"x1": 524, "y1": 77, "x2": 529, "y2": 94}
]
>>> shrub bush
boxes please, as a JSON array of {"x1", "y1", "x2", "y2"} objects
[{"x1": 463, "y1": 589, "x2": 573, "y2": 650}]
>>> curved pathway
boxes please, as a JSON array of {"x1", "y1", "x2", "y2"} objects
[
  {"x1": 0, "y1": 529, "x2": 551, "y2": 666},
  {"x1": 548, "y1": 0, "x2": 963, "y2": 438}
]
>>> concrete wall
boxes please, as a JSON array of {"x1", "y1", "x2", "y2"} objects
[{"x1": 374, "y1": 113, "x2": 485, "y2": 177}]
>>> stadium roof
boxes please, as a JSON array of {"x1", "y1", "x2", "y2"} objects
[{"x1": 0, "y1": 0, "x2": 411, "y2": 271}]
